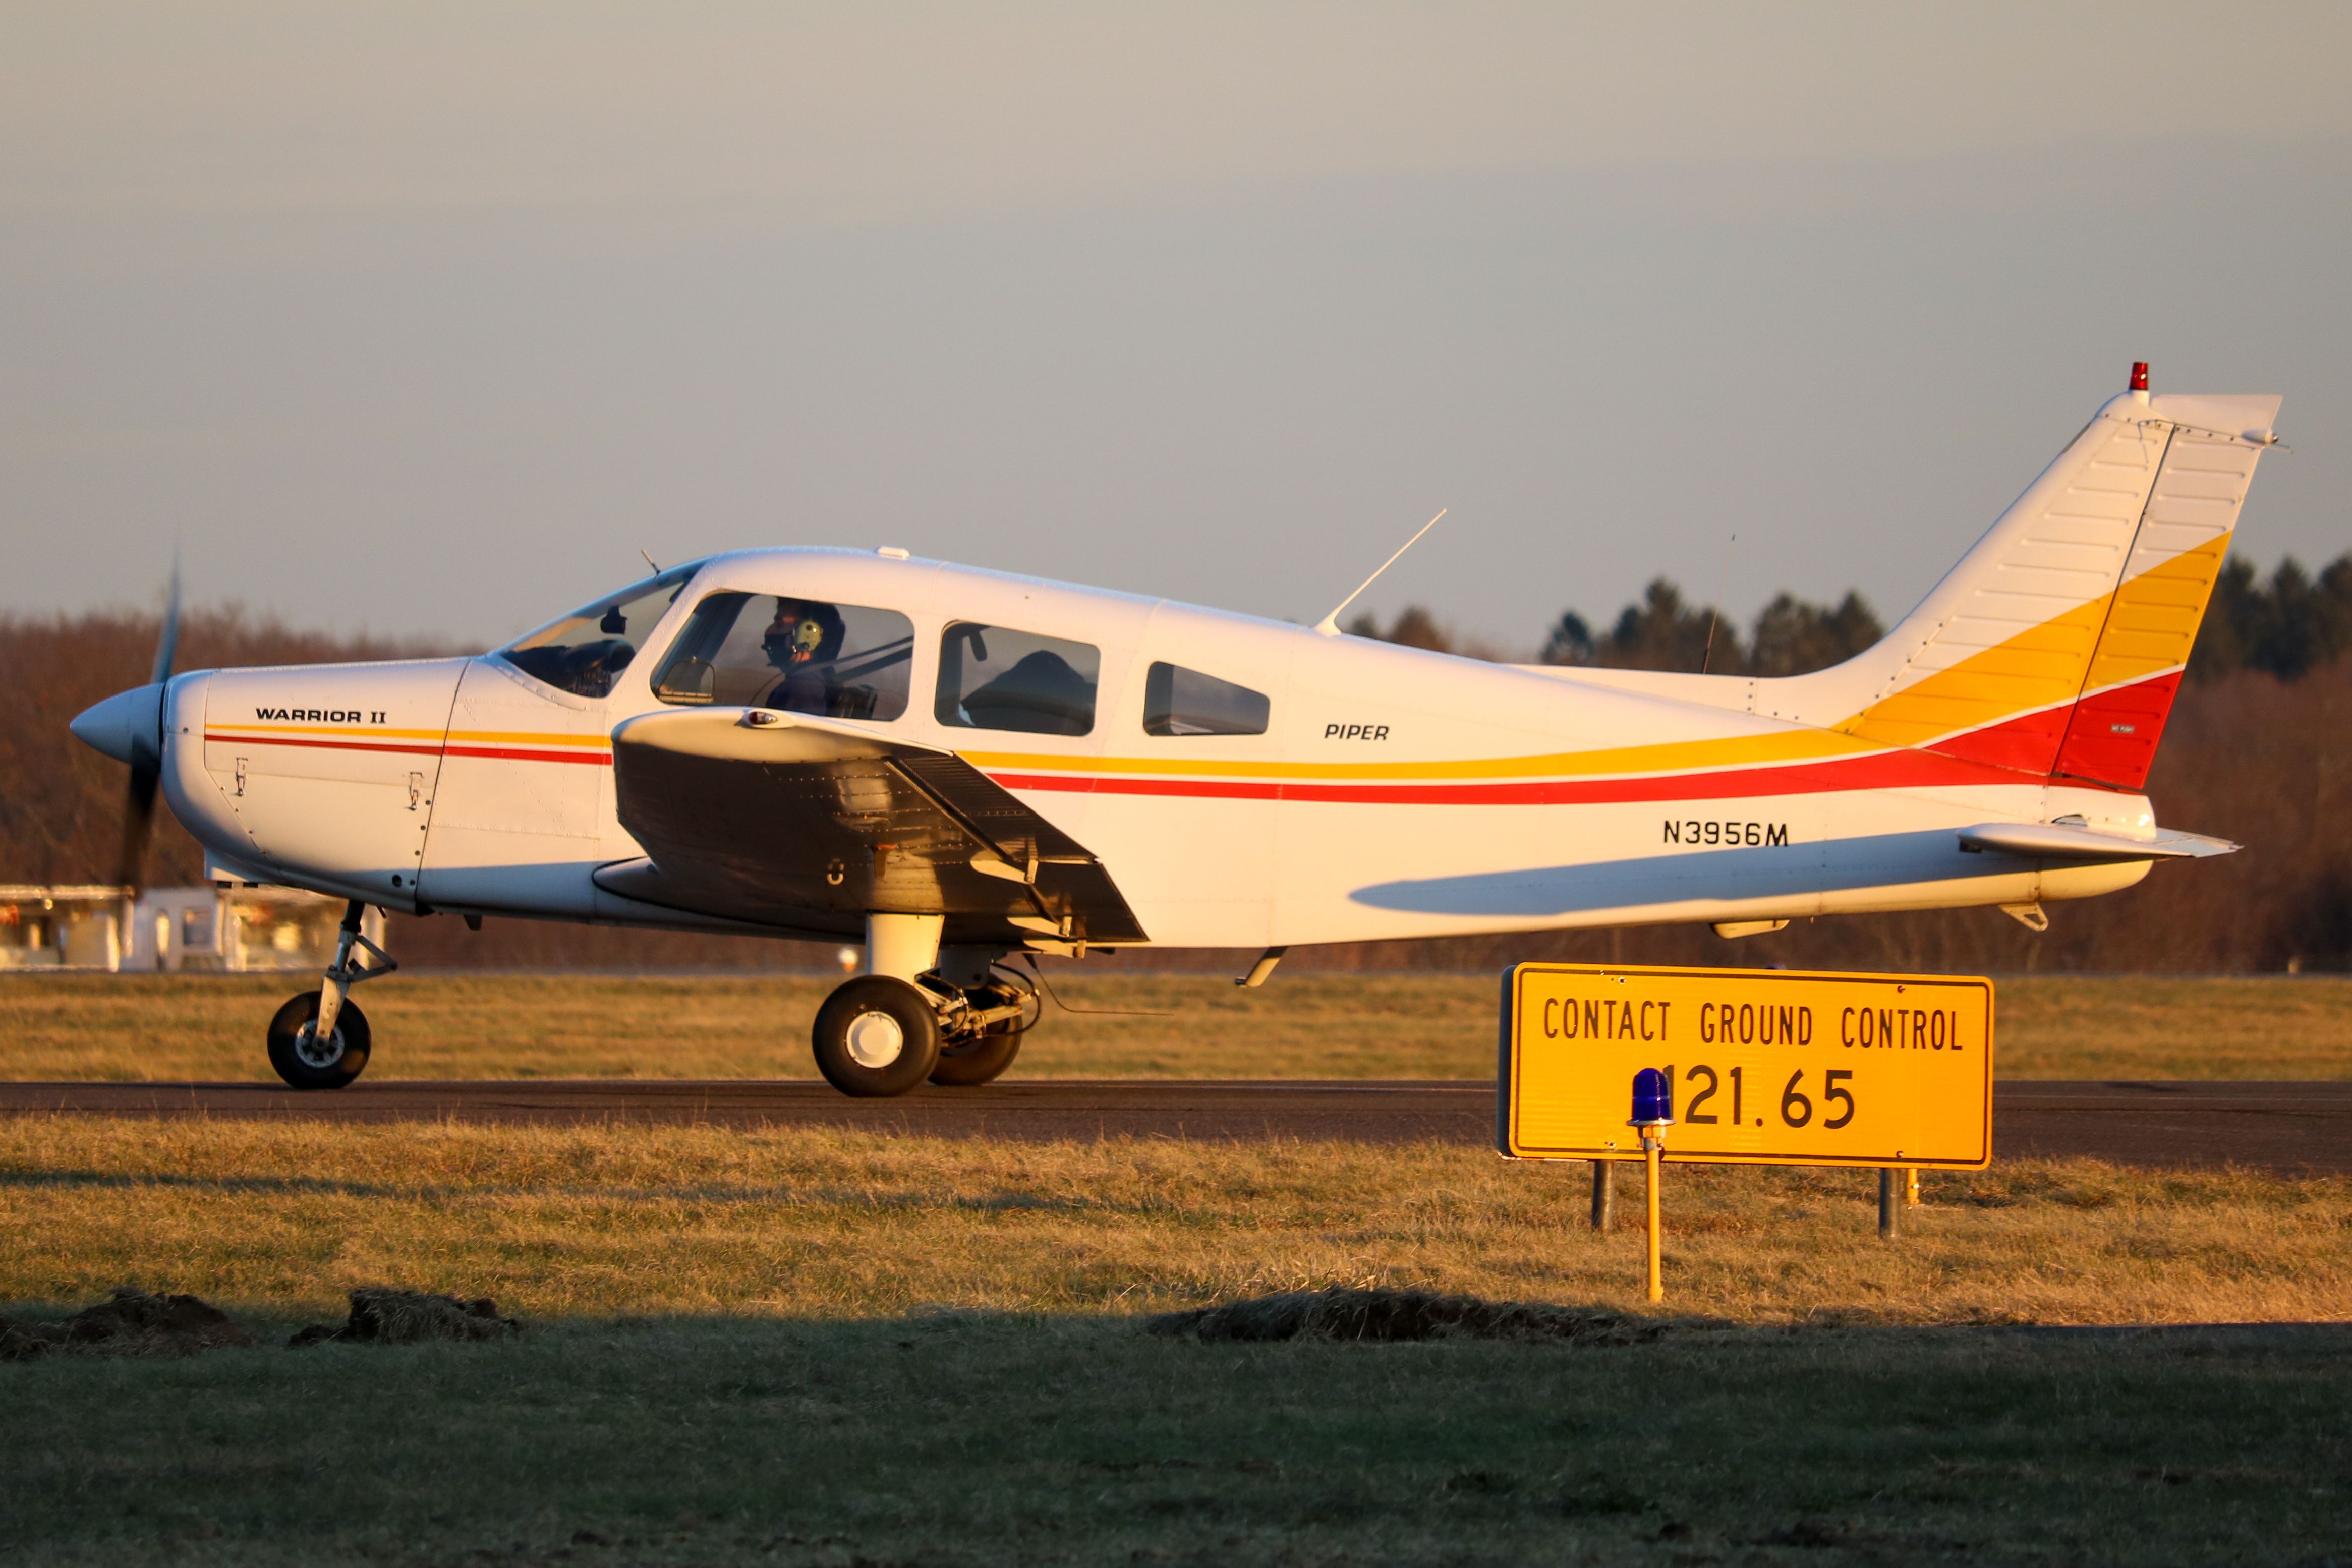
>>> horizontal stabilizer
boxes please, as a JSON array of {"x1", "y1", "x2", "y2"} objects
[{"x1": 1957, "y1": 822, "x2": 2238, "y2": 861}]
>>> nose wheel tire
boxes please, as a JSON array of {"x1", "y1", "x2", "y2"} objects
[
  {"x1": 812, "y1": 977, "x2": 942, "y2": 1097},
  {"x1": 266, "y1": 990, "x2": 372, "y2": 1090}
]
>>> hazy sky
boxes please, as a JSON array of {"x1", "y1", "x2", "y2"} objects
[{"x1": 5, "y1": 2, "x2": 2348, "y2": 651}]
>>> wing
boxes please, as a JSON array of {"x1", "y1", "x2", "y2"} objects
[{"x1": 597, "y1": 706, "x2": 1147, "y2": 946}]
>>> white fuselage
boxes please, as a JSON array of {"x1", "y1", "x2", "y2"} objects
[{"x1": 156, "y1": 547, "x2": 2152, "y2": 951}]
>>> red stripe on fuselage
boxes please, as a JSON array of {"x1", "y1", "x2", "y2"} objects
[
  {"x1": 986, "y1": 745, "x2": 2059, "y2": 806},
  {"x1": 214, "y1": 725, "x2": 2121, "y2": 803},
  {"x1": 1922, "y1": 668, "x2": 2188, "y2": 788},
  {"x1": 204, "y1": 732, "x2": 444, "y2": 760},
  {"x1": 442, "y1": 745, "x2": 612, "y2": 766},
  {"x1": 204, "y1": 732, "x2": 612, "y2": 766},
  {"x1": 1926, "y1": 705, "x2": 2074, "y2": 774}
]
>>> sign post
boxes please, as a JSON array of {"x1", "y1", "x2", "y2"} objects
[{"x1": 1628, "y1": 1067, "x2": 1673, "y2": 1301}]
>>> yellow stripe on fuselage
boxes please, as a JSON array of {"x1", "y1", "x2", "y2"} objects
[
  {"x1": 1832, "y1": 596, "x2": 2111, "y2": 749},
  {"x1": 1833, "y1": 532, "x2": 2229, "y2": 745},
  {"x1": 962, "y1": 726, "x2": 1880, "y2": 782},
  {"x1": 444, "y1": 729, "x2": 609, "y2": 748},
  {"x1": 206, "y1": 723, "x2": 609, "y2": 749},
  {"x1": 207, "y1": 724, "x2": 447, "y2": 741}
]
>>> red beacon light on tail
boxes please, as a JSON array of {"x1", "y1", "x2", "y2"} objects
[{"x1": 2130, "y1": 361, "x2": 2150, "y2": 393}]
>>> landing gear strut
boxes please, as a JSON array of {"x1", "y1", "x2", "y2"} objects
[
  {"x1": 267, "y1": 901, "x2": 395, "y2": 1091},
  {"x1": 810, "y1": 916, "x2": 1036, "y2": 1097},
  {"x1": 927, "y1": 966, "x2": 1036, "y2": 1088}
]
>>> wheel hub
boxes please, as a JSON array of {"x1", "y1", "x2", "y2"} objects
[
  {"x1": 843, "y1": 1009, "x2": 905, "y2": 1068},
  {"x1": 293, "y1": 1021, "x2": 346, "y2": 1070}
]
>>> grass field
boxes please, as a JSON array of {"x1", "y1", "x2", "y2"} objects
[
  {"x1": 7, "y1": 1316, "x2": 2347, "y2": 1566},
  {"x1": 2, "y1": 1118, "x2": 2349, "y2": 1564},
  {"x1": 7, "y1": 978, "x2": 2348, "y2": 1562},
  {"x1": 5, "y1": 1119, "x2": 2344, "y2": 1330},
  {"x1": 3, "y1": 971, "x2": 2349, "y2": 1082}
]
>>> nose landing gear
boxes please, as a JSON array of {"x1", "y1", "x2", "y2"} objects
[
  {"x1": 266, "y1": 990, "x2": 373, "y2": 1090},
  {"x1": 266, "y1": 901, "x2": 396, "y2": 1091}
]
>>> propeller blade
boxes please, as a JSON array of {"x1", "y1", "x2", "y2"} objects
[
  {"x1": 116, "y1": 765, "x2": 161, "y2": 896},
  {"x1": 118, "y1": 555, "x2": 180, "y2": 895},
  {"x1": 149, "y1": 552, "x2": 181, "y2": 685}
]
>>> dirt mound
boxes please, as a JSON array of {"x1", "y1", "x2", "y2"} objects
[
  {"x1": 1145, "y1": 1287, "x2": 1680, "y2": 1345},
  {"x1": 0, "y1": 1287, "x2": 253, "y2": 1360},
  {"x1": 291, "y1": 1288, "x2": 521, "y2": 1347}
]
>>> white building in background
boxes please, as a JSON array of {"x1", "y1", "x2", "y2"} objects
[
  {"x1": 0, "y1": 886, "x2": 127, "y2": 969},
  {"x1": 0, "y1": 867, "x2": 374, "y2": 972}
]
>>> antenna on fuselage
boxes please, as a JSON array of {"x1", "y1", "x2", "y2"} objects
[
  {"x1": 1311, "y1": 508, "x2": 1448, "y2": 637},
  {"x1": 1699, "y1": 532, "x2": 1738, "y2": 675},
  {"x1": 639, "y1": 549, "x2": 662, "y2": 574}
]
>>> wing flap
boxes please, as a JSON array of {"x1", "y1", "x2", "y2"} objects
[{"x1": 607, "y1": 707, "x2": 1146, "y2": 944}]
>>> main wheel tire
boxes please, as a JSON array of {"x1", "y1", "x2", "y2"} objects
[
  {"x1": 929, "y1": 1025, "x2": 1025, "y2": 1087},
  {"x1": 812, "y1": 976, "x2": 942, "y2": 1097},
  {"x1": 266, "y1": 990, "x2": 372, "y2": 1090}
]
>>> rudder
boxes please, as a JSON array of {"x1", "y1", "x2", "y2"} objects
[{"x1": 2045, "y1": 419, "x2": 2272, "y2": 787}]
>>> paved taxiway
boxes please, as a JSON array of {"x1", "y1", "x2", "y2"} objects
[{"x1": 4, "y1": 1079, "x2": 2348, "y2": 1173}]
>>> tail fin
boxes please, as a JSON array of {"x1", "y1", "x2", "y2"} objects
[{"x1": 1761, "y1": 380, "x2": 2281, "y2": 788}]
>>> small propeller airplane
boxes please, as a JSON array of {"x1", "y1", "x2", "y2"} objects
[{"x1": 72, "y1": 366, "x2": 2279, "y2": 1097}]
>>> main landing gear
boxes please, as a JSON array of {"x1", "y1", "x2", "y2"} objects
[
  {"x1": 811, "y1": 915, "x2": 1038, "y2": 1098},
  {"x1": 267, "y1": 901, "x2": 396, "y2": 1091}
]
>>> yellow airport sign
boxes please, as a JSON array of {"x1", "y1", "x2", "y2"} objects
[{"x1": 1498, "y1": 963, "x2": 1993, "y2": 1169}]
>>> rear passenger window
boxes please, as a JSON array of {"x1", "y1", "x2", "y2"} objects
[
  {"x1": 936, "y1": 622, "x2": 1099, "y2": 736},
  {"x1": 1144, "y1": 662, "x2": 1270, "y2": 736}
]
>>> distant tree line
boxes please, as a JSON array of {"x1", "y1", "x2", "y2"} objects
[
  {"x1": 1534, "y1": 583, "x2": 1885, "y2": 677},
  {"x1": 2189, "y1": 555, "x2": 2352, "y2": 681},
  {"x1": 1350, "y1": 582, "x2": 1886, "y2": 676},
  {"x1": 1350, "y1": 551, "x2": 2352, "y2": 683}
]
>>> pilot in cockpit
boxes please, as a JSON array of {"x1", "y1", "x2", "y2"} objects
[{"x1": 758, "y1": 598, "x2": 845, "y2": 714}]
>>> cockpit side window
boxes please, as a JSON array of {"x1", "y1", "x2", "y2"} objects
[
  {"x1": 935, "y1": 622, "x2": 1099, "y2": 736},
  {"x1": 498, "y1": 562, "x2": 705, "y2": 699},
  {"x1": 1143, "y1": 662, "x2": 1270, "y2": 736},
  {"x1": 651, "y1": 592, "x2": 914, "y2": 720}
]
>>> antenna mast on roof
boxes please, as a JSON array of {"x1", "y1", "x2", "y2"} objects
[{"x1": 1312, "y1": 509, "x2": 1448, "y2": 636}]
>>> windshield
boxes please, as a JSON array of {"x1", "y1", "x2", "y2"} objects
[{"x1": 498, "y1": 561, "x2": 706, "y2": 699}]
